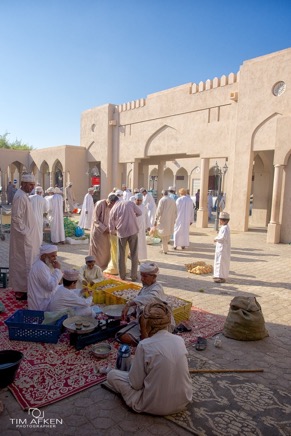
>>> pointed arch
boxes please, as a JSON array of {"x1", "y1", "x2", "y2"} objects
[
  {"x1": 164, "y1": 167, "x2": 174, "y2": 190},
  {"x1": 175, "y1": 167, "x2": 188, "y2": 192},
  {"x1": 144, "y1": 125, "x2": 179, "y2": 157},
  {"x1": 252, "y1": 113, "x2": 281, "y2": 151}
]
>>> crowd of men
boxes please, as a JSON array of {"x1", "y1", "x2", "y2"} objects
[
  {"x1": 7, "y1": 173, "x2": 232, "y2": 416},
  {"x1": 8, "y1": 174, "x2": 230, "y2": 298}
]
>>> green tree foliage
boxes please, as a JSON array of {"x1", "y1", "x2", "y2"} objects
[{"x1": 0, "y1": 132, "x2": 34, "y2": 150}]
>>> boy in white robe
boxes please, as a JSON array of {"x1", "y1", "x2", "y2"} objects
[
  {"x1": 213, "y1": 211, "x2": 231, "y2": 283},
  {"x1": 49, "y1": 269, "x2": 95, "y2": 318},
  {"x1": 78, "y1": 255, "x2": 104, "y2": 288}
]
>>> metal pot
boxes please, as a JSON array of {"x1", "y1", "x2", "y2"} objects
[{"x1": 0, "y1": 350, "x2": 23, "y2": 388}]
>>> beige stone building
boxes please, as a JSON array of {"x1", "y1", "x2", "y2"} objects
[{"x1": 1, "y1": 48, "x2": 290, "y2": 243}]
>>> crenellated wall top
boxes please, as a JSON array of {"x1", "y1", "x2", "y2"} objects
[{"x1": 117, "y1": 71, "x2": 239, "y2": 113}]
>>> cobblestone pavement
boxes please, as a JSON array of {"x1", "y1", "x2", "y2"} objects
[{"x1": 0, "y1": 220, "x2": 291, "y2": 435}]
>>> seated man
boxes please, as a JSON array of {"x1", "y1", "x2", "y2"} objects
[
  {"x1": 28, "y1": 244, "x2": 63, "y2": 311},
  {"x1": 117, "y1": 262, "x2": 173, "y2": 346},
  {"x1": 48, "y1": 269, "x2": 95, "y2": 318},
  {"x1": 78, "y1": 255, "x2": 104, "y2": 288},
  {"x1": 105, "y1": 301, "x2": 192, "y2": 415}
]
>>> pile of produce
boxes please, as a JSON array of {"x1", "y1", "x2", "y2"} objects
[
  {"x1": 185, "y1": 261, "x2": 213, "y2": 275},
  {"x1": 112, "y1": 289, "x2": 187, "y2": 309},
  {"x1": 64, "y1": 217, "x2": 77, "y2": 237},
  {"x1": 93, "y1": 283, "x2": 121, "y2": 291}
]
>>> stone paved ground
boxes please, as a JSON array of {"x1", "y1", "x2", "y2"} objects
[{"x1": 0, "y1": 219, "x2": 291, "y2": 435}]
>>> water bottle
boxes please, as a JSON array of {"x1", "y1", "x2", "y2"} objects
[
  {"x1": 214, "y1": 335, "x2": 222, "y2": 348},
  {"x1": 116, "y1": 344, "x2": 131, "y2": 371}
]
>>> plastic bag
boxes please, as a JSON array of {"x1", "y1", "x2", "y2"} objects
[{"x1": 75, "y1": 226, "x2": 85, "y2": 237}]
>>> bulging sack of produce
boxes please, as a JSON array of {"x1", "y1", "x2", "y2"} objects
[
  {"x1": 223, "y1": 296, "x2": 269, "y2": 341},
  {"x1": 75, "y1": 226, "x2": 85, "y2": 237}
]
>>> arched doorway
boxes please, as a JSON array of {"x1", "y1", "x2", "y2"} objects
[
  {"x1": 164, "y1": 167, "x2": 174, "y2": 190},
  {"x1": 40, "y1": 161, "x2": 50, "y2": 191},
  {"x1": 175, "y1": 167, "x2": 188, "y2": 192},
  {"x1": 53, "y1": 160, "x2": 64, "y2": 188},
  {"x1": 250, "y1": 153, "x2": 273, "y2": 227}
]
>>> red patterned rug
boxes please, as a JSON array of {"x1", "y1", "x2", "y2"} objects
[{"x1": 0, "y1": 288, "x2": 225, "y2": 410}]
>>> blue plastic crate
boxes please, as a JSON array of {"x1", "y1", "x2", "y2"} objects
[{"x1": 5, "y1": 310, "x2": 67, "y2": 343}]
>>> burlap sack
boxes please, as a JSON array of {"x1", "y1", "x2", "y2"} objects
[{"x1": 223, "y1": 296, "x2": 269, "y2": 341}]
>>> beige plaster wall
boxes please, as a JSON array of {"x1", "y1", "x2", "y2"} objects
[
  {"x1": 230, "y1": 48, "x2": 291, "y2": 232},
  {"x1": 280, "y1": 155, "x2": 291, "y2": 243},
  {"x1": 81, "y1": 104, "x2": 119, "y2": 198},
  {"x1": 30, "y1": 145, "x2": 87, "y2": 204},
  {"x1": 117, "y1": 80, "x2": 238, "y2": 163}
]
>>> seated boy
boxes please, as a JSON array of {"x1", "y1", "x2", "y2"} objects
[
  {"x1": 78, "y1": 255, "x2": 104, "y2": 288},
  {"x1": 48, "y1": 269, "x2": 95, "y2": 318}
]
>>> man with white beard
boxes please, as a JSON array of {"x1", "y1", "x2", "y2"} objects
[
  {"x1": 28, "y1": 244, "x2": 63, "y2": 311},
  {"x1": 78, "y1": 187, "x2": 94, "y2": 229},
  {"x1": 29, "y1": 186, "x2": 49, "y2": 243}
]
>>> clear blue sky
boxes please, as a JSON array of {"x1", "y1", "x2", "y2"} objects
[{"x1": 1, "y1": 0, "x2": 291, "y2": 149}]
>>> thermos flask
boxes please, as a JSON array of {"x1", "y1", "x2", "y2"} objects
[{"x1": 116, "y1": 344, "x2": 131, "y2": 371}]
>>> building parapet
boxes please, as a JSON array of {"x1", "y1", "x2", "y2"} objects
[{"x1": 117, "y1": 72, "x2": 239, "y2": 113}]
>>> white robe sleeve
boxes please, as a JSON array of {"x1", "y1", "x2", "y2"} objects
[{"x1": 128, "y1": 344, "x2": 147, "y2": 390}]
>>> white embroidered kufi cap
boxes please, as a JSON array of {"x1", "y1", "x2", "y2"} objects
[
  {"x1": 85, "y1": 255, "x2": 95, "y2": 262},
  {"x1": 63, "y1": 269, "x2": 79, "y2": 281},
  {"x1": 21, "y1": 174, "x2": 35, "y2": 183},
  {"x1": 140, "y1": 262, "x2": 160, "y2": 275},
  {"x1": 219, "y1": 211, "x2": 230, "y2": 219}
]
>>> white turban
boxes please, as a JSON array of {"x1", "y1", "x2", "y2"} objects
[
  {"x1": 88, "y1": 187, "x2": 94, "y2": 192},
  {"x1": 46, "y1": 187, "x2": 55, "y2": 193},
  {"x1": 115, "y1": 189, "x2": 123, "y2": 196},
  {"x1": 35, "y1": 186, "x2": 43, "y2": 193},
  {"x1": 140, "y1": 262, "x2": 159, "y2": 275},
  {"x1": 54, "y1": 187, "x2": 62, "y2": 194},
  {"x1": 21, "y1": 174, "x2": 35, "y2": 183},
  {"x1": 40, "y1": 244, "x2": 58, "y2": 255}
]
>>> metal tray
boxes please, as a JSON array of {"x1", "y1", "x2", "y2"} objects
[{"x1": 63, "y1": 316, "x2": 98, "y2": 334}]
